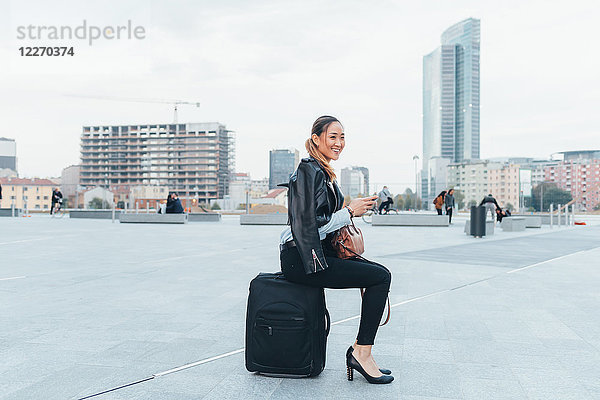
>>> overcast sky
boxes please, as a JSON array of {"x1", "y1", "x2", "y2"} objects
[{"x1": 1, "y1": 0, "x2": 598, "y2": 195}]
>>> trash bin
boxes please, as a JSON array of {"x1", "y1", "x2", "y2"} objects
[{"x1": 470, "y1": 205, "x2": 486, "y2": 237}]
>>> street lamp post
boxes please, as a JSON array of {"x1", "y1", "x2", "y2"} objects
[{"x1": 413, "y1": 155, "x2": 419, "y2": 210}]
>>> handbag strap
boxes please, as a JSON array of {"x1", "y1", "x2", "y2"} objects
[
  {"x1": 360, "y1": 288, "x2": 391, "y2": 326},
  {"x1": 339, "y1": 242, "x2": 391, "y2": 327}
]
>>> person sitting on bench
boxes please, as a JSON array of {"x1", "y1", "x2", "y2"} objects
[{"x1": 165, "y1": 192, "x2": 184, "y2": 214}]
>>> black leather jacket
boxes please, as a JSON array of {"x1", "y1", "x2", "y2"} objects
[{"x1": 286, "y1": 157, "x2": 344, "y2": 275}]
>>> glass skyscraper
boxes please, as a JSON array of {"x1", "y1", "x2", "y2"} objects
[{"x1": 421, "y1": 18, "x2": 480, "y2": 202}]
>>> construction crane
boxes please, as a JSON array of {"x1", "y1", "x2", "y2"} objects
[{"x1": 64, "y1": 94, "x2": 200, "y2": 124}]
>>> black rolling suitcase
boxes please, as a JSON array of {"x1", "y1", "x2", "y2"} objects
[{"x1": 245, "y1": 272, "x2": 330, "y2": 377}]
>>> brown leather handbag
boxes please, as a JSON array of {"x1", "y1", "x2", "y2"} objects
[
  {"x1": 332, "y1": 219, "x2": 391, "y2": 326},
  {"x1": 331, "y1": 219, "x2": 364, "y2": 259}
]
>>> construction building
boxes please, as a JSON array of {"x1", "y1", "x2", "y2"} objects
[{"x1": 79, "y1": 122, "x2": 235, "y2": 206}]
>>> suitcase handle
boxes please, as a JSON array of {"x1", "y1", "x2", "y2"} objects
[{"x1": 324, "y1": 308, "x2": 330, "y2": 337}]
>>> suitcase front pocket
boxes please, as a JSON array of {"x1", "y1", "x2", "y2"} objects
[{"x1": 252, "y1": 318, "x2": 312, "y2": 371}]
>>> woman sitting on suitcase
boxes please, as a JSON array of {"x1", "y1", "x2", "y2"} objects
[{"x1": 279, "y1": 115, "x2": 394, "y2": 384}]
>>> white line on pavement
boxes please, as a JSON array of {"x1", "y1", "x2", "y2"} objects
[
  {"x1": 506, "y1": 248, "x2": 593, "y2": 274},
  {"x1": 0, "y1": 276, "x2": 26, "y2": 281},
  {"x1": 153, "y1": 349, "x2": 246, "y2": 377},
  {"x1": 0, "y1": 237, "x2": 50, "y2": 245}
]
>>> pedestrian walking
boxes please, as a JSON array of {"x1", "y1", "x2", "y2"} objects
[
  {"x1": 433, "y1": 191, "x2": 446, "y2": 215},
  {"x1": 445, "y1": 188, "x2": 455, "y2": 223}
]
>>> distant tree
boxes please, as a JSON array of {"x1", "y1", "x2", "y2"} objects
[
  {"x1": 394, "y1": 194, "x2": 404, "y2": 210},
  {"x1": 403, "y1": 188, "x2": 413, "y2": 210},
  {"x1": 453, "y1": 189, "x2": 465, "y2": 210},
  {"x1": 531, "y1": 183, "x2": 573, "y2": 212},
  {"x1": 88, "y1": 197, "x2": 104, "y2": 209},
  {"x1": 415, "y1": 196, "x2": 423, "y2": 210},
  {"x1": 467, "y1": 200, "x2": 478, "y2": 209},
  {"x1": 506, "y1": 202, "x2": 515, "y2": 211},
  {"x1": 211, "y1": 202, "x2": 221, "y2": 210}
]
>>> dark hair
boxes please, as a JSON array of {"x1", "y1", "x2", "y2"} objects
[
  {"x1": 305, "y1": 115, "x2": 342, "y2": 180},
  {"x1": 447, "y1": 188, "x2": 454, "y2": 194},
  {"x1": 437, "y1": 191, "x2": 447, "y2": 198}
]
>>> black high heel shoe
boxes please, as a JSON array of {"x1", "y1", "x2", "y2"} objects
[
  {"x1": 346, "y1": 347, "x2": 391, "y2": 375},
  {"x1": 346, "y1": 346, "x2": 394, "y2": 384}
]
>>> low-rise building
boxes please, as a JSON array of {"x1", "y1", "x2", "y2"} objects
[
  {"x1": 488, "y1": 164, "x2": 528, "y2": 210},
  {"x1": 129, "y1": 185, "x2": 169, "y2": 208},
  {"x1": 61, "y1": 165, "x2": 81, "y2": 199},
  {"x1": 447, "y1": 160, "x2": 502, "y2": 209},
  {"x1": 82, "y1": 187, "x2": 114, "y2": 208},
  {"x1": 0, "y1": 177, "x2": 54, "y2": 210}
]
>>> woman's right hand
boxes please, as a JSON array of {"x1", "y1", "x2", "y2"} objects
[{"x1": 348, "y1": 196, "x2": 378, "y2": 217}]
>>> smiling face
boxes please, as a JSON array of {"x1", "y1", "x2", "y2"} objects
[{"x1": 312, "y1": 121, "x2": 345, "y2": 162}]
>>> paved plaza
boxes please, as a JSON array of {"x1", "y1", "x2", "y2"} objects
[{"x1": 1, "y1": 214, "x2": 599, "y2": 399}]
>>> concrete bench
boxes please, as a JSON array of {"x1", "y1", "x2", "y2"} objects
[
  {"x1": 501, "y1": 217, "x2": 526, "y2": 232},
  {"x1": 119, "y1": 213, "x2": 188, "y2": 224},
  {"x1": 70, "y1": 210, "x2": 121, "y2": 219},
  {"x1": 372, "y1": 214, "x2": 449, "y2": 227},
  {"x1": 0, "y1": 208, "x2": 23, "y2": 217},
  {"x1": 518, "y1": 215, "x2": 542, "y2": 228},
  {"x1": 188, "y1": 213, "x2": 222, "y2": 222},
  {"x1": 464, "y1": 219, "x2": 495, "y2": 235},
  {"x1": 240, "y1": 214, "x2": 288, "y2": 225}
]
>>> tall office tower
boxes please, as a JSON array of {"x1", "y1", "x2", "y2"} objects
[
  {"x1": 340, "y1": 167, "x2": 366, "y2": 198},
  {"x1": 422, "y1": 18, "x2": 480, "y2": 203},
  {"x1": 269, "y1": 149, "x2": 299, "y2": 189},
  {"x1": 79, "y1": 122, "x2": 235, "y2": 204},
  {"x1": 0, "y1": 137, "x2": 17, "y2": 172}
]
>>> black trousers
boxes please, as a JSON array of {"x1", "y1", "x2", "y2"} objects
[
  {"x1": 280, "y1": 247, "x2": 391, "y2": 345},
  {"x1": 436, "y1": 208, "x2": 442, "y2": 215},
  {"x1": 446, "y1": 207, "x2": 453, "y2": 223},
  {"x1": 378, "y1": 200, "x2": 393, "y2": 214}
]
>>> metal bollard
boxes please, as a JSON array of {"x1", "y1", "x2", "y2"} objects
[
  {"x1": 558, "y1": 204, "x2": 562, "y2": 227},
  {"x1": 112, "y1": 205, "x2": 115, "y2": 223},
  {"x1": 570, "y1": 204, "x2": 574, "y2": 225},
  {"x1": 135, "y1": 203, "x2": 139, "y2": 214},
  {"x1": 11, "y1": 203, "x2": 15, "y2": 218},
  {"x1": 549, "y1": 204, "x2": 553, "y2": 228}
]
